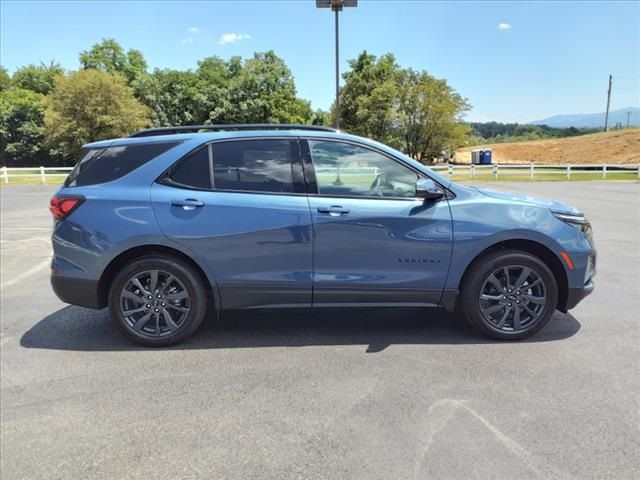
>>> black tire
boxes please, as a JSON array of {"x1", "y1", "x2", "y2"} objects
[
  {"x1": 460, "y1": 250, "x2": 558, "y2": 340},
  {"x1": 108, "y1": 255, "x2": 208, "y2": 347}
]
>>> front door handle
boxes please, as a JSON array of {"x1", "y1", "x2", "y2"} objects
[
  {"x1": 171, "y1": 198, "x2": 204, "y2": 210},
  {"x1": 317, "y1": 205, "x2": 350, "y2": 216}
]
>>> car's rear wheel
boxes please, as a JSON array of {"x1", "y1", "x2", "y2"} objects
[
  {"x1": 108, "y1": 256, "x2": 207, "y2": 346},
  {"x1": 460, "y1": 250, "x2": 558, "y2": 340}
]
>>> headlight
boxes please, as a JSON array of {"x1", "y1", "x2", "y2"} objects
[{"x1": 552, "y1": 211, "x2": 593, "y2": 241}]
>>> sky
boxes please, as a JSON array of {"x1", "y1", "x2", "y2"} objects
[{"x1": 1, "y1": 0, "x2": 639, "y2": 123}]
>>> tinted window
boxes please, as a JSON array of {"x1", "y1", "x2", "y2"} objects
[
  {"x1": 66, "y1": 141, "x2": 180, "y2": 187},
  {"x1": 212, "y1": 140, "x2": 295, "y2": 193},
  {"x1": 309, "y1": 140, "x2": 418, "y2": 198},
  {"x1": 167, "y1": 146, "x2": 211, "y2": 189}
]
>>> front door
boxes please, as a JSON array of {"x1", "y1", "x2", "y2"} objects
[
  {"x1": 302, "y1": 139, "x2": 452, "y2": 306},
  {"x1": 151, "y1": 138, "x2": 313, "y2": 309}
]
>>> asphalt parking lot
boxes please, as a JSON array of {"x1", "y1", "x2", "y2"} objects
[{"x1": 1, "y1": 181, "x2": 639, "y2": 479}]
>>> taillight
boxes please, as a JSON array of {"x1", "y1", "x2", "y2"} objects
[{"x1": 49, "y1": 195, "x2": 84, "y2": 220}]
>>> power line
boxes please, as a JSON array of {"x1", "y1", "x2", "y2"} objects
[{"x1": 612, "y1": 87, "x2": 640, "y2": 92}]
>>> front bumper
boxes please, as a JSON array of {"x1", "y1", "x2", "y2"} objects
[{"x1": 565, "y1": 279, "x2": 594, "y2": 310}]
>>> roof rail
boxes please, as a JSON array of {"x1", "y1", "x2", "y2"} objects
[{"x1": 129, "y1": 124, "x2": 338, "y2": 138}]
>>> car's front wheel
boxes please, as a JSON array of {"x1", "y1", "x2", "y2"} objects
[
  {"x1": 460, "y1": 250, "x2": 558, "y2": 340},
  {"x1": 108, "y1": 256, "x2": 208, "y2": 347}
]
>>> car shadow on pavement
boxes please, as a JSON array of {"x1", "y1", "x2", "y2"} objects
[{"x1": 20, "y1": 305, "x2": 582, "y2": 352}]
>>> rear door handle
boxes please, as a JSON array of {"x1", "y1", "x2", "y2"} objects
[
  {"x1": 317, "y1": 205, "x2": 350, "y2": 216},
  {"x1": 171, "y1": 198, "x2": 204, "y2": 210}
]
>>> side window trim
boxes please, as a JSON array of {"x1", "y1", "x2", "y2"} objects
[
  {"x1": 302, "y1": 137, "x2": 427, "y2": 201},
  {"x1": 299, "y1": 138, "x2": 318, "y2": 194},
  {"x1": 208, "y1": 143, "x2": 215, "y2": 189}
]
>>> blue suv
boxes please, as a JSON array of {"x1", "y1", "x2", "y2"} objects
[{"x1": 50, "y1": 125, "x2": 595, "y2": 346}]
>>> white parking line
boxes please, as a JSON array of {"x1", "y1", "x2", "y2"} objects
[{"x1": 1, "y1": 258, "x2": 50, "y2": 289}]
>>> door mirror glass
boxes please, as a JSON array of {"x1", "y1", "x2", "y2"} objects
[{"x1": 416, "y1": 178, "x2": 444, "y2": 200}]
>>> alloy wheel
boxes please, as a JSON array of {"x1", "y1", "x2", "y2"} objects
[
  {"x1": 119, "y1": 269, "x2": 190, "y2": 337},
  {"x1": 479, "y1": 265, "x2": 547, "y2": 332}
]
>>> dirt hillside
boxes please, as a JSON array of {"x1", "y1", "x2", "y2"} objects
[{"x1": 456, "y1": 128, "x2": 640, "y2": 164}]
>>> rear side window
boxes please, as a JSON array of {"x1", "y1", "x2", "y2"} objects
[
  {"x1": 211, "y1": 140, "x2": 296, "y2": 193},
  {"x1": 65, "y1": 141, "x2": 180, "y2": 187},
  {"x1": 165, "y1": 146, "x2": 211, "y2": 189}
]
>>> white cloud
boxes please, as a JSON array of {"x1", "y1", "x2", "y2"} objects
[
  {"x1": 181, "y1": 37, "x2": 194, "y2": 44},
  {"x1": 498, "y1": 22, "x2": 512, "y2": 30},
  {"x1": 217, "y1": 33, "x2": 251, "y2": 45},
  {"x1": 187, "y1": 26, "x2": 201, "y2": 33}
]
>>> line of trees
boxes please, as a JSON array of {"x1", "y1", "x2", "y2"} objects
[
  {"x1": 1, "y1": 39, "x2": 472, "y2": 166},
  {"x1": 467, "y1": 122, "x2": 598, "y2": 144}
]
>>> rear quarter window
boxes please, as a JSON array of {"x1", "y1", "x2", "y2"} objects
[{"x1": 65, "y1": 141, "x2": 181, "y2": 187}]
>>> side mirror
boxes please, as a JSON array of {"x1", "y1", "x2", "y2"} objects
[{"x1": 416, "y1": 178, "x2": 444, "y2": 200}]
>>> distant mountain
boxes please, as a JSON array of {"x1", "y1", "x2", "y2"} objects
[{"x1": 530, "y1": 107, "x2": 640, "y2": 128}]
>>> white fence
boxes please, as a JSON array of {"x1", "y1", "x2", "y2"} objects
[
  {"x1": 1, "y1": 166, "x2": 73, "y2": 184},
  {"x1": 1, "y1": 163, "x2": 639, "y2": 184},
  {"x1": 431, "y1": 163, "x2": 640, "y2": 180}
]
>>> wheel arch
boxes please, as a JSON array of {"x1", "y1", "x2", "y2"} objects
[
  {"x1": 97, "y1": 244, "x2": 220, "y2": 312},
  {"x1": 458, "y1": 239, "x2": 569, "y2": 312}
]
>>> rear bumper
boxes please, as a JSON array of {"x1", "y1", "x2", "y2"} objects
[
  {"x1": 565, "y1": 280, "x2": 594, "y2": 311},
  {"x1": 51, "y1": 275, "x2": 102, "y2": 309}
]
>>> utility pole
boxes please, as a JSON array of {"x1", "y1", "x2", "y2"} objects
[
  {"x1": 626, "y1": 111, "x2": 631, "y2": 128},
  {"x1": 604, "y1": 74, "x2": 612, "y2": 132}
]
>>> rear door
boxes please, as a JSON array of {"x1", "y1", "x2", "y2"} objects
[
  {"x1": 151, "y1": 138, "x2": 313, "y2": 309},
  {"x1": 302, "y1": 138, "x2": 453, "y2": 306}
]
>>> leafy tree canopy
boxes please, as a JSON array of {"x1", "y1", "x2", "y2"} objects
[
  {"x1": 133, "y1": 68, "x2": 227, "y2": 126},
  {"x1": 80, "y1": 38, "x2": 148, "y2": 84},
  {"x1": 0, "y1": 67, "x2": 11, "y2": 92},
  {"x1": 45, "y1": 69, "x2": 149, "y2": 161},
  {"x1": 336, "y1": 51, "x2": 400, "y2": 146},
  {"x1": 11, "y1": 61, "x2": 64, "y2": 95},
  {"x1": 0, "y1": 87, "x2": 47, "y2": 165},
  {"x1": 396, "y1": 68, "x2": 471, "y2": 161},
  {"x1": 335, "y1": 51, "x2": 471, "y2": 162},
  {"x1": 226, "y1": 51, "x2": 312, "y2": 124}
]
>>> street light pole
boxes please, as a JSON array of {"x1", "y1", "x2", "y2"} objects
[
  {"x1": 334, "y1": 8, "x2": 340, "y2": 129},
  {"x1": 316, "y1": 0, "x2": 358, "y2": 130}
]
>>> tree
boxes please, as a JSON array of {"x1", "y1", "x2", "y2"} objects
[
  {"x1": 337, "y1": 51, "x2": 471, "y2": 163},
  {"x1": 0, "y1": 88, "x2": 47, "y2": 166},
  {"x1": 335, "y1": 52, "x2": 401, "y2": 146},
  {"x1": 45, "y1": 70, "x2": 149, "y2": 162},
  {"x1": 311, "y1": 109, "x2": 330, "y2": 126},
  {"x1": 133, "y1": 69, "x2": 222, "y2": 126},
  {"x1": 133, "y1": 56, "x2": 245, "y2": 127},
  {"x1": 0, "y1": 67, "x2": 11, "y2": 92},
  {"x1": 226, "y1": 51, "x2": 312, "y2": 124},
  {"x1": 196, "y1": 56, "x2": 233, "y2": 87},
  {"x1": 11, "y1": 62, "x2": 64, "y2": 95},
  {"x1": 396, "y1": 69, "x2": 470, "y2": 162},
  {"x1": 80, "y1": 38, "x2": 148, "y2": 84}
]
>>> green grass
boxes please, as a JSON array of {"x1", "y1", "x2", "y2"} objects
[{"x1": 0, "y1": 176, "x2": 66, "y2": 186}]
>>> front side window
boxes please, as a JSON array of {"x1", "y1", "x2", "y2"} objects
[
  {"x1": 211, "y1": 139, "x2": 296, "y2": 193},
  {"x1": 308, "y1": 140, "x2": 419, "y2": 198}
]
